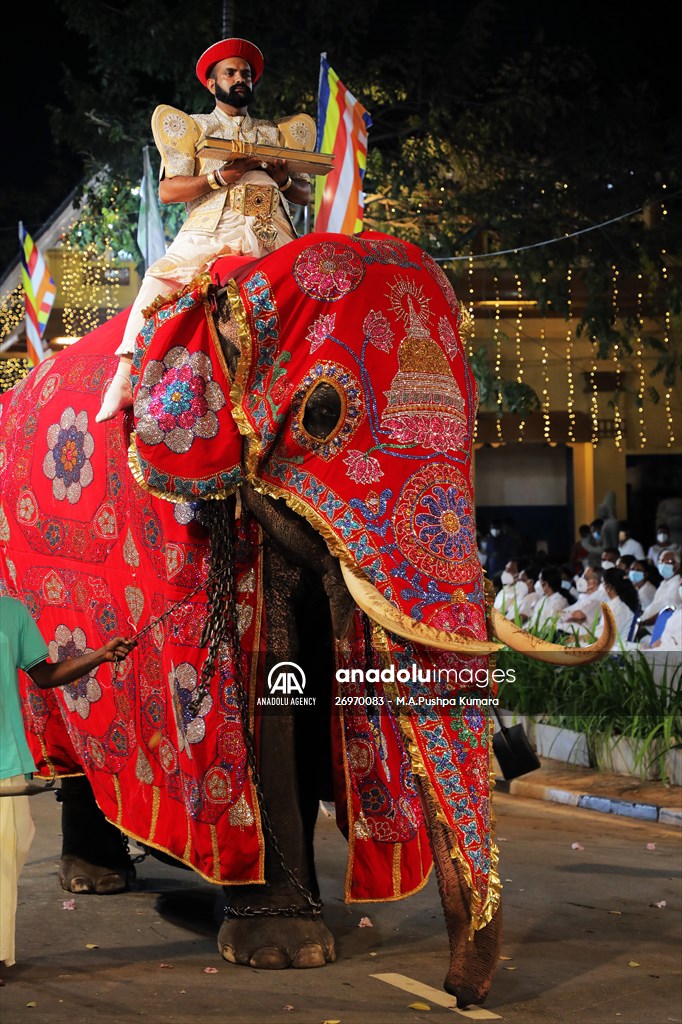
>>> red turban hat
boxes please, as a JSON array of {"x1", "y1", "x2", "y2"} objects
[{"x1": 195, "y1": 38, "x2": 265, "y2": 85}]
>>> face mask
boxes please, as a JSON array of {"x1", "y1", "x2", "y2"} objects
[
  {"x1": 629, "y1": 570, "x2": 644, "y2": 584},
  {"x1": 500, "y1": 571, "x2": 515, "y2": 586},
  {"x1": 576, "y1": 577, "x2": 589, "y2": 593},
  {"x1": 601, "y1": 560, "x2": 616, "y2": 571},
  {"x1": 659, "y1": 562, "x2": 675, "y2": 579},
  {"x1": 561, "y1": 579, "x2": 572, "y2": 591},
  {"x1": 534, "y1": 580, "x2": 544, "y2": 595},
  {"x1": 592, "y1": 531, "x2": 601, "y2": 541},
  {"x1": 490, "y1": 528, "x2": 500, "y2": 537},
  {"x1": 657, "y1": 533, "x2": 669, "y2": 544}
]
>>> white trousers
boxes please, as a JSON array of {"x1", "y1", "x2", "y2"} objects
[
  {"x1": 0, "y1": 776, "x2": 36, "y2": 967},
  {"x1": 116, "y1": 171, "x2": 296, "y2": 357}
]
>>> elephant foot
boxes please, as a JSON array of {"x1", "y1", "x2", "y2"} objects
[
  {"x1": 59, "y1": 855, "x2": 135, "y2": 895},
  {"x1": 443, "y1": 906, "x2": 502, "y2": 1008},
  {"x1": 218, "y1": 915, "x2": 335, "y2": 969}
]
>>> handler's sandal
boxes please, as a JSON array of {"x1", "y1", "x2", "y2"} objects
[{"x1": 96, "y1": 364, "x2": 133, "y2": 423}]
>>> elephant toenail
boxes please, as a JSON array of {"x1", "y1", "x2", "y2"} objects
[
  {"x1": 248, "y1": 946, "x2": 289, "y2": 969},
  {"x1": 291, "y1": 943, "x2": 328, "y2": 968}
]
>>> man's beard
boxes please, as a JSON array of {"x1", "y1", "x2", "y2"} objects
[{"x1": 215, "y1": 82, "x2": 253, "y2": 108}]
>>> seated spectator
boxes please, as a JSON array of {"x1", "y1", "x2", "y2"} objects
[
  {"x1": 649, "y1": 596, "x2": 682, "y2": 650},
  {"x1": 639, "y1": 549, "x2": 682, "y2": 628},
  {"x1": 628, "y1": 559, "x2": 657, "y2": 610},
  {"x1": 599, "y1": 568, "x2": 641, "y2": 650},
  {"x1": 559, "y1": 564, "x2": 579, "y2": 603},
  {"x1": 582, "y1": 519, "x2": 604, "y2": 568},
  {"x1": 616, "y1": 553, "x2": 636, "y2": 573},
  {"x1": 569, "y1": 524, "x2": 591, "y2": 573},
  {"x1": 557, "y1": 566, "x2": 603, "y2": 637},
  {"x1": 601, "y1": 547, "x2": 620, "y2": 572},
  {"x1": 646, "y1": 524, "x2": 681, "y2": 564},
  {"x1": 494, "y1": 559, "x2": 528, "y2": 620},
  {"x1": 618, "y1": 521, "x2": 645, "y2": 560},
  {"x1": 516, "y1": 564, "x2": 541, "y2": 623},
  {"x1": 528, "y1": 566, "x2": 568, "y2": 634},
  {"x1": 483, "y1": 519, "x2": 514, "y2": 583}
]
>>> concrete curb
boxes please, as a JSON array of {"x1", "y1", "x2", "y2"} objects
[{"x1": 495, "y1": 776, "x2": 682, "y2": 826}]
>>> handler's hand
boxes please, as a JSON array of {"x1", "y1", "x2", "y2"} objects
[{"x1": 104, "y1": 637, "x2": 138, "y2": 663}]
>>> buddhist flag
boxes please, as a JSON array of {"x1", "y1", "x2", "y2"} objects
[
  {"x1": 137, "y1": 145, "x2": 166, "y2": 269},
  {"x1": 314, "y1": 54, "x2": 372, "y2": 235},
  {"x1": 19, "y1": 221, "x2": 56, "y2": 365}
]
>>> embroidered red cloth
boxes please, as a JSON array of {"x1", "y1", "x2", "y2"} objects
[{"x1": 0, "y1": 232, "x2": 498, "y2": 925}]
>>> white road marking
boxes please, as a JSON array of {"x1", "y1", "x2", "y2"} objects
[{"x1": 371, "y1": 973, "x2": 502, "y2": 1019}]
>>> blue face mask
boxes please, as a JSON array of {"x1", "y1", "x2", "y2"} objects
[
  {"x1": 659, "y1": 562, "x2": 675, "y2": 579},
  {"x1": 629, "y1": 570, "x2": 644, "y2": 584}
]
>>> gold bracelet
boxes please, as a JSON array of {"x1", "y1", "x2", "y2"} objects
[
  {"x1": 280, "y1": 176, "x2": 293, "y2": 193},
  {"x1": 206, "y1": 170, "x2": 221, "y2": 191}
]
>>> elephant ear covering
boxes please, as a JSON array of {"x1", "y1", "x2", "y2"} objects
[
  {"x1": 128, "y1": 273, "x2": 244, "y2": 501},
  {"x1": 0, "y1": 310, "x2": 268, "y2": 885},
  {"x1": 223, "y1": 231, "x2": 500, "y2": 929}
]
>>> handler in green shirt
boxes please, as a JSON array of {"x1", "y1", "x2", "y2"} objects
[{"x1": 0, "y1": 596, "x2": 135, "y2": 979}]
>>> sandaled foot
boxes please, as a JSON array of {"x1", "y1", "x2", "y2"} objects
[
  {"x1": 95, "y1": 366, "x2": 133, "y2": 422},
  {"x1": 60, "y1": 855, "x2": 134, "y2": 895}
]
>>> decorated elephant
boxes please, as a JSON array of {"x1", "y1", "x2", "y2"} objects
[{"x1": 0, "y1": 231, "x2": 613, "y2": 1006}]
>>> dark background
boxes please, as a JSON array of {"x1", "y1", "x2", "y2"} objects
[{"x1": 1, "y1": 1, "x2": 673, "y2": 230}]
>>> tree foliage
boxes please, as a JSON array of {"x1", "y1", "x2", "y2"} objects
[{"x1": 16, "y1": 0, "x2": 682, "y2": 383}]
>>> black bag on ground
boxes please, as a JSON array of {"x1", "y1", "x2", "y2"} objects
[{"x1": 492, "y1": 708, "x2": 541, "y2": 780}]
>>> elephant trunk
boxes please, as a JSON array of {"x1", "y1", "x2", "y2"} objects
[{"x1": 416, "y1": 777, "x2": 502, "y2": 1006}]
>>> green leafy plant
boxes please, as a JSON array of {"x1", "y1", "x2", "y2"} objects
[{"x1": 496, "y1": 646, "x2": 682, "y2": 783}]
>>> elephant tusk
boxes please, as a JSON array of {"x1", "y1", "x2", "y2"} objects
[
  {"x1": 491, "y1": 604, "x2": 617, "y2": 664},
  {"x1": 340, "y1": 563, "x2": 501, "y2": 654}
]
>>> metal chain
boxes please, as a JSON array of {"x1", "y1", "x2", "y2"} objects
[{"x1": 193, "y1": 501, "x2": 322, "y2": 919}]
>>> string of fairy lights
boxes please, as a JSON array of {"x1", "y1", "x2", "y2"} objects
[{"x1": 0, "y1": 195, "x2": 678, "y2": 449}]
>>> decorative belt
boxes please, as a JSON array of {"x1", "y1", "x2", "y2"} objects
[{"x1": 228, "y1": 183, "x2": 279, "y2": 249}]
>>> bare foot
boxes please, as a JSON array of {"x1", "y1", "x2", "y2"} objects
[{"x1": 95, "y1": 368, "x2": 133, "y2": 423}]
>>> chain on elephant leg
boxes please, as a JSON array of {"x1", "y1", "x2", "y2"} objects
[
  {"x1": 218, "y1": 894, "x2": 336, "y2": 969},
  {"x1": 416, "y1": 777, "x2": 501, "y2": 1006}
]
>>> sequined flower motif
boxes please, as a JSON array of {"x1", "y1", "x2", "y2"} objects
[
  {"x1": 169, "y1": 662, "x2": 213, "y2": 754},
  {"x1": 438, "y1": 316, "x2": 459, "y2": 361},
  {"x1": 49, "y1": 625, "x2": 101, "y2": 720},
  {"x1": 136, "y1": 347, "x2": 225, "y2": 454},
  {"x1": 162, "y1": 110, "x2": 190, "y2": 140},
  {"x1": 43, "y1": 408, "x2": 94, "y2": 504},
  {"x1": 344, "y1": 449, "x2": 383, "y2": 484},
  {"x1": 293, "y1": 242, "x2": 365, "y2": 301},
  {"x1": 306, "y1": 312, "x2": 337, "y2": 353},
  {"x1": 363, "y1": 310, "x2": 394, "y2": 353},
  {"x1": 415, "y1": 484, "x2": 476, "y2": 560}
]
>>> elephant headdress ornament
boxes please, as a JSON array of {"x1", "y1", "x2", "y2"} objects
[{"x1": 0, "y1": 231, "x2": 614, "y2": 1005}]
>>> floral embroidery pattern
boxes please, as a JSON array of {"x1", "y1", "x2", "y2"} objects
[
  {"x1": 49, "y1": 625, "x2": 101, "y2": 719},
  {"x1": 293, "y1": 241, "x2": 364, "y2": 301},
  {"x1": 169, "y1": 662, "x2": 213, "y2": 752},
  {"x1": 136, "y1": 347, "x2": 225, "y2": 454},
  {"x1": 415, "y1": 485, "x2": 476, "y2": 560},
  {"x1": 344, "y1": 449, "x2": 383, "y2": 484},
  {"x1": 363, "y1": 310, "x2": 394, "y2": 352},
  {"x1": 306, "y1": 312, "x2": 337, "y2": 352},
  {"x1": 43, "y1": 408, "x2": 94, "y2": 504},
  {"x1": 395, "y1": 465, "x2": 478, "y2": 583}
]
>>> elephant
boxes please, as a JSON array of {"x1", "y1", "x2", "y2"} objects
[{"x1": 0, "y1": 230, "x2": 613, "y2": 1006}]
